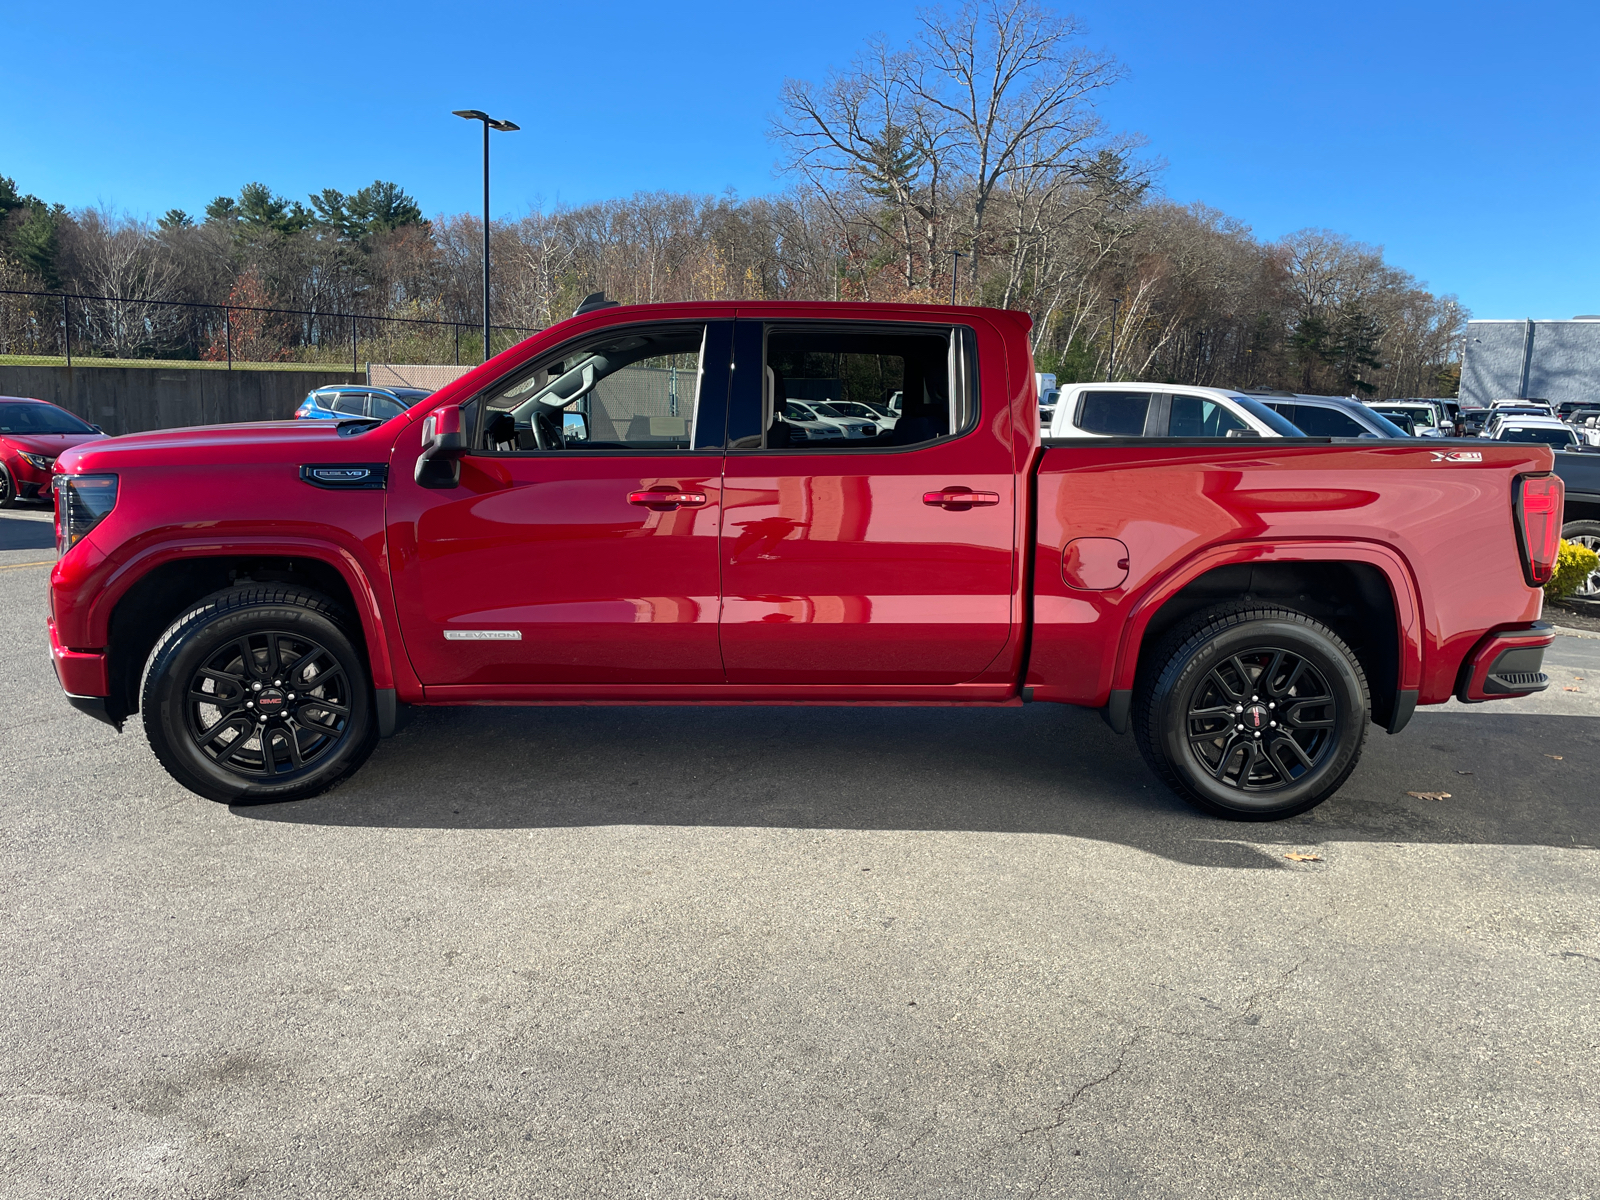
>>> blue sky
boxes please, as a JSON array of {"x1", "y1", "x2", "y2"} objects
[{"x1": 3, "y1": 0, "x2": 1596, "y2": 318}]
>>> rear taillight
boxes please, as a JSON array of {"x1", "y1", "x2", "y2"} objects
[
  {"x1": 56, "y1": 474, "x2": 118, "y2": 555},
  {"x1": 1514, "y1": 474, "x2": 1563, "y2": 587}
]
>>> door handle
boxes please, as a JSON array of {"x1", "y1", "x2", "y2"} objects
[
  {"x1": 629, "y1": 490, "x2": 708, "y2": 510},
  {"x1": 922, "y1": 487, "x2": 1001, "y2": 511}
]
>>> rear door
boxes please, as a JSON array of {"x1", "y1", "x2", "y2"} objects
[{"x1": 718, "y1": 317, "x2": 1017, "y2": 685}]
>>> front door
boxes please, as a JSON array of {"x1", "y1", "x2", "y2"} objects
[
  {"x1": 389, "y1": 320, "x2": 731, "y2": 687},
  {"x1": 718, "y1": 318, "x2": 1018, "y2": 685}
]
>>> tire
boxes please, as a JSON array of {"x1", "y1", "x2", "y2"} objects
[
  {"x1": 0, "y1": 464, "x2": 15, "y2": 508},
  {"x1": 1133, "y1": 604, "x2": 1369, "y2": 821},
  {"x1": 141, "y1": 585, "x2": 377, "y2": 804},
  {"x1": 1561, "y1": 520, "x2": 1600, "y2": 598}
]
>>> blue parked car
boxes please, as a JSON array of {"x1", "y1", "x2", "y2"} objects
[{"x1": 294, "y1": 385, "x2": 433, "y2": 421}]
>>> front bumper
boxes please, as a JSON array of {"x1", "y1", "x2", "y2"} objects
[
  {"x1": 8, "y1": 458, "x2": 55, "y2": 500},
  {"x1": 49, "y1": 617, "x2": 108, "y2": 699},
  {"x1": 1456, "y1": 622, "x2": 1555, "y2": 703}
]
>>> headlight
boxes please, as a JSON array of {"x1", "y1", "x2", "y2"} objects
[
  {"x1": 21, "y1": 452, "x2": 55, "y2": 470},
  {"x1": 56, "y1": 474, "x2": 118, "y2": 554}
]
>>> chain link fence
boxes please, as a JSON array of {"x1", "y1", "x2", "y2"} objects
[{"x1": 0, "y1": 288, "x2": 532, "y2": 372}]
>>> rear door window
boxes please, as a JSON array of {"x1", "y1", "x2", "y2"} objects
[
  {"x1": 732, "y1": 324, "x2": 977, "y2": 450},
  {"x1": 1076, "y1": 390, "x2": 1152, "y2": 436},
  {"x1": 1168, "y1": 395, "x2": 1247, "y2": 437},
  {"x1": 329, "y1": 392, "x2": 367, "y2": 416}
]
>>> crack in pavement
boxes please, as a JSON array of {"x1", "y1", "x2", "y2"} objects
[
  {"x1": 1019, "y1": 1027, "x2": 1145, "y2": 1198},
  {"x1": 1235, "y1": 955, "x2": 1310, "y2": 1027},
  {"x1": 1015, "y1": 955, "x2": 1314, "y2": 1197}
]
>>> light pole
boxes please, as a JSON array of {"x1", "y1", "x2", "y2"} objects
[{"x1": 453, "y1": 109, "x2": 519, "y2": 363}]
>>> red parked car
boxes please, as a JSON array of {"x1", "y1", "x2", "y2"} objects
[
  {"x1": 46, "y1": 301, "x2": 1561, "y2": 820},
  {"x1": 0, "y1": 396, "x2": 105, "y2": 507}
]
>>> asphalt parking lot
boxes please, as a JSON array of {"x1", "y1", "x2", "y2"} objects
[{"x1": 2, "y1": 505, "x2": 1597, "y2": 1199}]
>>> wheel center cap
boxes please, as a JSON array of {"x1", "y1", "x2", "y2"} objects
[
  {"x1": 1244, "y1": 704, "x2": 1270, "y2": 729},
  {"x1": 256, "y1": 688, "x2": 287, "y2": 716}
]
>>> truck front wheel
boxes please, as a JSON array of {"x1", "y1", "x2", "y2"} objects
[
  {"x1": 1133, "y1": 605, "x2": 1369, "y2": 821},
  {"x1": 141, "y1": 586, "x2": 378, "y2": 804}
]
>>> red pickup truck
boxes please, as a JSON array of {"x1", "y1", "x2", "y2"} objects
[{"x1": 48, "y1": 301, "x2": 1563, "y2": 820}]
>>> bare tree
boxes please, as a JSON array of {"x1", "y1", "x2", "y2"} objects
[
  {"x1": 906, "y1": 0, "x2": 1123, "y2": 283},
  {"x1": 61, "y1": 208, "x2": 187, "y2": 357}
]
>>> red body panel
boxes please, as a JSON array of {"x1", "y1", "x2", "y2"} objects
[
  {"x1": 387, "y1": 451, "x2": 725, "y2": 685},
  {"x1": 46, "y1": 301, "x2": 1551, "y2": 726}
]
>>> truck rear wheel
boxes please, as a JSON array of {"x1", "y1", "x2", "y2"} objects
[
  {"x1": 141, "y1": 585, "x2": 377, "y2": 804},
  {"x1": 1133, "y1": 605, "x2": 1369, "y2": 821}
]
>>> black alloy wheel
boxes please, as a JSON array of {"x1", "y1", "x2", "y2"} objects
[
  {"x1": 1134, "y1": 605, "x2": 1369, "y2": 820},
  {"x1": 143, "y1": 585, "x2": 377, "y2": 803},
  {"x1": 1184, "y1": 649, "x2": 1335, "y2": 791},
  {"x1": 184, "y1": 630, "x2": 353, "y2": 780},
  {"x1": 0, "y1": 464, "x2": 14, "y2": 508}
]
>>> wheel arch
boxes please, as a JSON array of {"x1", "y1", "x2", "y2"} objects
[
  {"x1": 97, "y1": 541, "x2": 395, "y2": 726},
  {"x1": 1113, "y1": 543, "x2": 1423, "y2": 733}
]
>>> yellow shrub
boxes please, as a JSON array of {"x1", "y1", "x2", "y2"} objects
[{"x1": 1546, "y1": 538, "x2": 1600, "y2": 599}]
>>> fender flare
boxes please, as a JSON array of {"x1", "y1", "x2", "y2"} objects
[
  {"x1": 89, "y1": 534, "x2": 406, "y2": 693},
  {"x1": 1109, "y1": 538, "x2": 1424, "y2": 712}
]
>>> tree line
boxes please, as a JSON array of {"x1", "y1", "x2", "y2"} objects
[{"x1": 0, "y1": 1, "x2": 1462, "y2": 397}]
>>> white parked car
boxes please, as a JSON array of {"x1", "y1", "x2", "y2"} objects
[
  {"x1": 1482, "y1": 407, "x2": 1557, "y2": 439},
  {"x1": 1046, "y1": 383, "x2": 1302, "y2": 439},
  {"x1": 781, "y1": 400, "x2": 880, "y2": 441},
  {"x1": 1490, "y1": 397, "x2": 1554, "y2": 414},
  {"x1": 824, "y1": 399, "x2": 897, "y2": 432},
  {"x1": 1366, "y1": 400, "x2": 1450, "y2": 437},
  {"x1": 1489, "y1": 417, "x2": 1585, "y2": 450}
]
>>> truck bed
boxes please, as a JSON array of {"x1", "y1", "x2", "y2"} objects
[{"x1": 1028, "y1": 437, "x2": 1551, "y2": 720}]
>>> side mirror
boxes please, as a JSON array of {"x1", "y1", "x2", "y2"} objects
[
  {"x1": 420, "y1": 405, "x2": 464, "y2": 455},
  {"x1": 415, "y1": 404, "x2": 465, "y2": 488},
  {"x1": 91, "y1": 424, "x2": 103, "y2": 434},
  {"x1": 562, "y1": 411, "x2": 589, "y2": 442}
]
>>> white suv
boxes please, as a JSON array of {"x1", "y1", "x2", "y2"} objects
[{"x1": 1047, "y1": 384, "x2": 1300, "y2": 438}]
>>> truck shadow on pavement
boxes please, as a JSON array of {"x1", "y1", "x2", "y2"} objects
[
  {"x1": 236, "y1": 702, "x2": 1600, "y2": 868},
  {"x1": 0, "y1": 508, "x2": 57, "y2": 551}
]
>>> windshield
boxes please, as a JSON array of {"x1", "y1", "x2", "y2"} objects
[
  {"x1": 1503, "y1": 427, "x2": 1577, "y2": 446},
  {"x1": 0, "y1": 401, "x2": 94, "y2": 435},
  {"x1": 807, "y1": 402, "x2": 847, "y2": 418},
  {"x1": 1229, "y1": 395, "x2": 1304, "y2": 437}
]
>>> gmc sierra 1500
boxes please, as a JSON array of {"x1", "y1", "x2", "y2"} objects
[{"x1": 49, "y1": 301, "x2": 1561, "y2": 820}]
